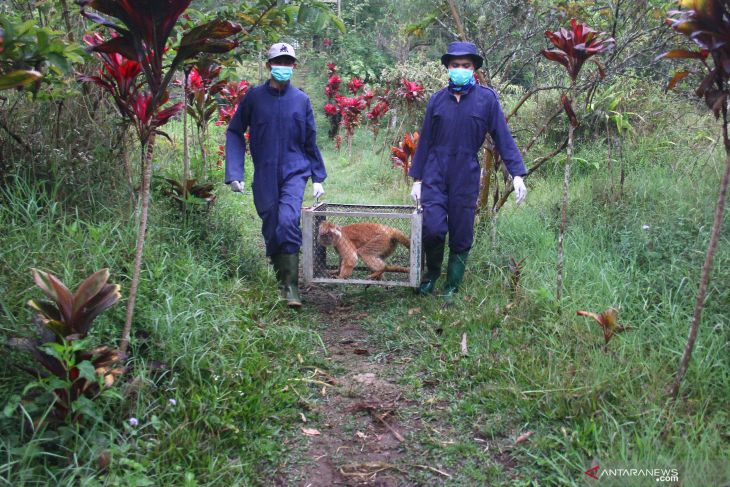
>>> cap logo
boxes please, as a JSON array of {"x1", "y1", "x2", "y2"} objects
[{"x1": 279, "y1": 45, "x2": 288, "y2": 52}]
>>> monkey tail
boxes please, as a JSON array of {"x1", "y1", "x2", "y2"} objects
[{"x1": 394, "y1": 230, "x2": 411, "y2": 249}]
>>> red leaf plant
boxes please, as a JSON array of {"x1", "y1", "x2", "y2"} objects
[
  {"x1": 366, "y1": 98, "x2": 389, "y2": 137},
  {"x1": 347, "y1": 76, "x2": 364, "y2": 95},
  {"x1": 541, "y1": 18, "x2": 613, "y2": 302},
  {"x1": 77, "y1": 0, "x2": 242, "y2": 353},
  {"x1": 216, "y1": 79, "x2": 249, "y2": 126},
  {"x1": 323, "y1": 63, "x2": 343, "y2": 139},
  {"x1": 659, "y1": 0, "x2": 730, "y2": 401},
  {"x1": 391, "y1": 131, "x2": 419, "y2": 183},
  {"x1": 541, "y1": 18, "x2": 615, "y2": 82},
  {"x1": 397, "y1": 78, "x2": 425, "y2": 104}
]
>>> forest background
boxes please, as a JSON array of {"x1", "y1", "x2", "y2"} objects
[{"x1": 0, "y1": 0, "x2": 728, "y2": 485}]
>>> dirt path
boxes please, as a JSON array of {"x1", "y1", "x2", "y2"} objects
[{"x1": 282, "y1": 286, "x2": 424, "y2": 486}]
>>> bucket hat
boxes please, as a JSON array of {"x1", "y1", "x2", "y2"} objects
[{"x1": 441, "y1": 41, "x2": 483, "y2": 70}]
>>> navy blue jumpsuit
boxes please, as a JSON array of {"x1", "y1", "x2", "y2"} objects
[
  {"x1": 225, "y1": 81, "x2": 327, "y2": 256},
  {"x1": 409, "y1": 84, "x2": 526, "y2": 253}
]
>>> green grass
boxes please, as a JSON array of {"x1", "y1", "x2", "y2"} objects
[{"x1": 1, "y1": 72, "x2": 729, "y2": 486}]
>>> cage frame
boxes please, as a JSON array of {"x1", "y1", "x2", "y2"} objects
[{"x1": 302, "y1": 202, "x2": 422, "y2": 287}]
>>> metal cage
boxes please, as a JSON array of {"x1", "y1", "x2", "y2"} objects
[{"x1": 302, "y1": 202, "x2": 422, "y2": 287}]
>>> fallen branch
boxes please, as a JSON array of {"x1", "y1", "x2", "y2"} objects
[
  {"x1": 373, "y1": 413, "x2": 405, "y2": 442},
  {"x1": 0, "y1": 118, "x2": 32, "y2": 153}
]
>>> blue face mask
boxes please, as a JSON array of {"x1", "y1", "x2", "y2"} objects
[
  {"x1": 448, "y1": 68, "x2": 473, "y2": 86},
  {"x1": 271, "y1": 66, "x2": 293, "y2": 82}
]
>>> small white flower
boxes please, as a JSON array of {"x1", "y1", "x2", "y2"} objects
[
  {"x1": 642, "y1": 224, "x2": 650, "y2": 231},
  {"x1": 128, "y1": 417, "x2": 139, "y2": 427},
  {"x1": 169, "y1": 398, "x2": 177, "y2": 406}
]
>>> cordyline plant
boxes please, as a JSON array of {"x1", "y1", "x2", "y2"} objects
[
  {"x1": 658, "y1": 0, "x2": 730, "y2": 401},
  {"x1": 366, "y1": 94, "x2": 390, "y2": 138},
  {"x1": 7, "y1": 269, "x2": 124, "y2": 423},
  {"x1": 336, "y1": 92, "x2": 368, "y2": 159},
  {"x1": 185, "y1": 58, "x2": 226, "y2": 180},
  {"x1": 391, "y1": 131, "x2": 418, "y2": 184},
  {"x1": 323, "y1": 62, "x2": 342, "y2": 140},
  {"x1": 541, "y1": 18, "x2": 614, "y2": 304},
  {"x1": 577, "y1": 308, "x2": 629, "y2": 351},
  {"x1": 77, "y1": 0, "x2": 242, "y2": 353},
  {"x1": 216, "y1": 79, "x2": 249, "y2": 126}
]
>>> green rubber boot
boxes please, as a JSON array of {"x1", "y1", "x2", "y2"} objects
[
  {"x1": 272, "y1": 253, "x2": 302, "y2": 308},
  {"x1": 419, "y1": 242, "x2": 445, "y2": 295},
  {"x1": 442, "y1": 250, "x2": 469, "y2": 302}
]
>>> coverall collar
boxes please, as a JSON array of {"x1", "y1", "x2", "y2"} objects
[
  {"x1": 267, "y1": 79, "x2": 291, "y2": 96},
  {"x1": 447, "y1": 82, "x2": 476, "y2": 102}
]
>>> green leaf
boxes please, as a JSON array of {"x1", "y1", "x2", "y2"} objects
[
  {"x1": 0, "y1": 70, "x2": 41, "y2": 90},
  {"x1": 3, "y1": 395, "x2": 21, "y2": 417},
  {"x1": 36, "y1": 28, "x2": 49, "y2": 52},
  {"x1": 76, "y1": 360, "x2": 97, "y2": 382},
  {"x1": 46, "y1": 52, "x2": 70, "y2": 74}
]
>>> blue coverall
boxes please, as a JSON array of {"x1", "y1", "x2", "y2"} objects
[
  {"x1": 225, "y1": 81, "x2": 327, "y2": 256},
  {"x1": 409, "y1": 84, "x2": 526, "y2": 253}
]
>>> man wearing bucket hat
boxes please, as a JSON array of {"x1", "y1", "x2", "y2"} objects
[
  {"x1": 225, "y1": 42, "x2": 327, "y2": 307},
  {"x1": 409, "y1": 41, "x2": 527, "y2": 301}
]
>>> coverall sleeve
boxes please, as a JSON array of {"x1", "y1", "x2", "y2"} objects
[
  {"x1": 408, "y1": 96, "x2": 435, "y2": 181},
  {"x1": 305, "y1": 99, "x2": 327, "y2": 183},
  {"x1": 488, "y1": 93, "x2": 527, "y2": 178},
  {"x1": 224, "y1": 94, "x2": 251, "y2": 184}
]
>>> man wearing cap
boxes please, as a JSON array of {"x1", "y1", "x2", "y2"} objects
[
  {"x1": 409, "y1": 41, "x2": 527, "y2": 301},
  {"x1": 225, "y1": 42, "x2": 327, "y2": 307}
]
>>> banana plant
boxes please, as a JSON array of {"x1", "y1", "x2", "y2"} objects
[
  {"x1": 77, "y1": 0, "x2": 242, "y2": 353},
  {"x1": 659, "y1": 0, "x2": 730, "y2": 401},
  {"x1": 7, "y1": 269, "x2": 124, "y2": 423},
  {"x1": 541, "y1": 18, "x2": 614, "y2": 304}
]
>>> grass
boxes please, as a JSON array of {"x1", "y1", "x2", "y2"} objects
[{"x1": 0, "y1": 71, "x2": 729, "y2": 486}]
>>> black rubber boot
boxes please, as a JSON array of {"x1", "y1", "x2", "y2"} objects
[{"x1": 419, "y1": 242, "x2": 445, "y2": 295}]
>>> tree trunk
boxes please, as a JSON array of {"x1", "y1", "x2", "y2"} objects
[
  {"x1": 121, "y1": 126, "x2": 135, "y2": 207},
  {"x1": 606, "y1": 118, "x2": 614, "y2": 195},
  {"x1": 58, "y1": 0, "x2": 74, "y2": 41},
  {"x1": 199, "y1": 124, "x2": 208, "y2": 180},
  {"x1": 556, "y1": 85, "x2": 576, "y2": 304},
  {"x1": 120, "y1": 132, "x2": 156, "y2": 354},
  {"x1": 668, "y1": 110, "x2": 730, "y2": 401},
  {"x1": 183, "y1": 70, "x2": 191, "y2": 186},
  {"x1": 618, "y1": 135, "x2": 625, "y2": 199}
]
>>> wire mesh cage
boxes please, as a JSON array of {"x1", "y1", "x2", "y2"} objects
[{"x1": 302, "y1": 202, "x2": 422, "y2": 287}]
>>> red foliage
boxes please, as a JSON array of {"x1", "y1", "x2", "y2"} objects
[
  {"x1": 541, "y1": 18, "x2": 614, "y2": 82},
  {"x1": 336, "y1": 94, "x2": 367, "y2": 136},
  {"x1": 80, "y1": 32, "x2": 183, "y2": 132},
  {"x1": 326, "y1": 62, "x2": 336, "y2": 74},
  {"x1": 391, "y1": 132, "x2": 419, "y2": 178},
  {"x1": 216, "y1": 79, "x2": 249, "y2": 125},
  {"x1": 660, "y1": 1, "x2": 730, "y2": 116},
  {"x1": 366, "y1": 99, "x2": 390, "y2": 136},
  {"x1": 323, "y1": 39, "x2": 332, "y2": 47},
  {"x1": 325, "y1": 74, "x2": 342, "y2": 98},
  {"x1": 347, "y1": 76, "x2": 364, "y2": 95},
  {"x1": 324, "y1": 103, "x2": 338, "y2": 116},
  {"x1": 396, "y1": 78, "x2": 425, "y2": 104}
]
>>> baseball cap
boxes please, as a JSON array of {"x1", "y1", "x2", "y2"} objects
[{"x1": 267, "y1": 42, "x2": 297, "y2": 61}]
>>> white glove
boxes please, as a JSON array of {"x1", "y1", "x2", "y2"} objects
[
  {"x1": 410, "y1": 181, "x2": 421, "y2": 202},
  {"x1": 229, "y1": 180, "x2": 244, "y2": 193},
  {"x1": 312, "y1": 182, "x2": 324, "y2": 199},
  {"x1": 513, "y1": 176, "x2": 527, "y2": 204}
]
